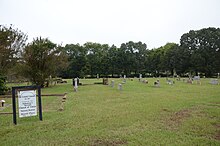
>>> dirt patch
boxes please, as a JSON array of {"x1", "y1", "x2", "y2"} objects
[
  {"x1": 213, "y1": 123, "x2": 220, "y2": 140},
  {"x1": 90, "y1": 139, "x2": 127, "y2": 146},
  {"x1": 214, "y1": 131, "x2": 220, "y2": 140},
  {"x1": 170, "y1": 109, "x2": 191, "y2": 122},
  {"x1": 164, "y1": 109, "x2": 192, "y2": 130}
]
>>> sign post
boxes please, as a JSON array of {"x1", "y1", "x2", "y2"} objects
[{"x1": 12, "y1": 86, "x2": 42, "y2": 125}]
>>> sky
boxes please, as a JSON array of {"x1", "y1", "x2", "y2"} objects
[{"x1": 1, "y1": 0, "x2": 220, "y2": 49}]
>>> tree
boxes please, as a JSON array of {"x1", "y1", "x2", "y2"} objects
[
  {"x1": 180, "y1": 27, "x2": 220, "y2": 76},
  {"x1": 0, "y1": 24, "x2": 27, "y2": 75},
  {"x1": 0, "y1": 74, "x2": 8, "y2": 95},
  {"x1": 84, "y1": 42, "x2": 109, "y2": 77},
  {"x1": 159, "y1": 43, "x2": 179, "y2": 76},
  {"x1": 62, "y1": 43, "x2": 88, "y2": 78},
  {"x1": 22, "y1": 37, "x2": 66, "y2": 87}
]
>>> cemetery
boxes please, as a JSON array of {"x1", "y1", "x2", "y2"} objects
[
  {"x1": 0, "y1": 19, "x2": 220, "y2": 146},
  {"x1": 0, "y1": 77, "x2": 220, "y2": 145}
]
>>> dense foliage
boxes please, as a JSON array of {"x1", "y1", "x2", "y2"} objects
[
  {"x1": 0, "y1": 74, "x2": 8, "y2": 95},
  {"x1": 21, "y1": 37, "x2": 68, "y2": 87},
  {"x1": 0, "y1": 24, "x2": 27, "y2": 75}
]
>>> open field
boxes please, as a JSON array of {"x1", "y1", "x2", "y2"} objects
[{"x1": 0, "y1": 78, "x2": 220, "y2": 145}]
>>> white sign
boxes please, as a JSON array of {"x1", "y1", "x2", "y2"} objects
[{"x1": 18, "y1": 90, "x2": 37, "y2": 118}]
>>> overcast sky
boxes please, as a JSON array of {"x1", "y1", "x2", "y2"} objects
[{"x1": 1, "y1": 0, "x2": 219, "y2": 49}]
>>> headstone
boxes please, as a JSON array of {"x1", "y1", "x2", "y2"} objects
[
  {"x1": 142, "y1": 79, "x2": 148, "y2": 84},
  {"x1": 139, "y1": 74, "x2": 142, "y2": 82},
  {"x1": 103, "y1": 78, "x2": 108, "y2": 85},
  {"x1": 210, "y1": 79, "x2": 219, "y2": 85},
  {"x1": 97, "y1": 74, "x2": 99, "y2": 79},
  {"x1": 123, "y1": 75, "x2": 126, "y2": 83},
  {"x1": 167, "y1": 79, "x2": 174, "y2": 85},
  {"x1": 154, "y1": 80, "x2": 160, "y2": 87},
  {"x1": 193, "y1": 76, "x2": 201, "y2": 85},
  {"x1": 118, "y1": 83, "x2": 122, "y2": 91},
  {"x1": 111, "y1": 80, "x2": 114, "y2": 87},
  {"x1": 74, "y1": 78, "x2": 78, "y2": 92},
  {"x1": 218, "y1": 73, "x2": 220, "y2": 79}
]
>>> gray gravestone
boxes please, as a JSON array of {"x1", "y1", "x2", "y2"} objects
[
  {"x1": 118, "y1": 83, "x2": 122, "y2": 91},
  {"x1": 210, "y1": 79, "x2": 219, "y2": 85},
  {"x1": 74, "y1": 78, "x2": 78, "y2": 92},
  {"x1": 193, "y1": 76, "x2": 201, "y2": 84},
  {"x1": 111, "y1": 80, "x2": 114, "y2": 87},
  {"x1": 154, "y1": 80, "x2": 160, "y2": 87}
]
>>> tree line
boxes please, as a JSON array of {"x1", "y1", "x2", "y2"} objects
[{"x1": 0, "y1": 24, "x2": 220, "y2": 91}]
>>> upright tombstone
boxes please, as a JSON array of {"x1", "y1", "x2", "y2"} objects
[
  {"x1": 118, "y1": 83, "x2": 122, "y2": 91},
  {"x1": 193, "y1": 76, "x2": 201, "y2": 85},
  {"x1": 97, "y1": 74, "x2": 99, "y2": 79},
  {"x1": 139, "y1": 74, "x2": 142, "y2": 82},
  {"x1": 111, "y1": 80, "x2": 115, "y2": 87},
  {"x1": 74, "y1": 78, "x2": 78, "y2": 92},
  {"x1": 123, "y1": 75, "x2": 126, "y2": 83},
  {"x1": 218, "y1": 73, "x2": 220, "y2": 79},
  {"x1": 154, "y1": 79, "x2": 160, "y2": 87}
]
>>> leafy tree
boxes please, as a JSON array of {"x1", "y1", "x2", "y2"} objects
[
  {"x1": 0, "y1": 24, "x2": 27, "y2": 75},
  {"x1": 159, "y1": 43, "x2": 179, "y2": 75},
  {"x1": 84, "y1": 42, "x2": 109, "y2": 77},
  {"x1": 62, "y1": 43, "x2": 88, "y2": 78},
  {"x1": 22, "y1": 37, "x2": 66, "y2": 87},
  {"x1": 117, "y1": 41, "x2": 148, "y2": 76},
  {"x1": 180, "y1": 27, "x2": 220, "y2": 76},
  {"x1": 0, "y1": 74, "x2": 8, "y2": 95}
]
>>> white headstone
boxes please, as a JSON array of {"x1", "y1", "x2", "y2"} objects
[
  {"x1": 139, "y1": 74, "x2": 142, "y2": 82},
  {"x1": 74, "y1": 78, "x2": 78, "y2": 92},
  {"x1": 97, "y1": 74, "x2": 99, "y2": 79}
]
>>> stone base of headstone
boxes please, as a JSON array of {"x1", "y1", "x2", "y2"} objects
[
  {"x1": 74, "y1": 87, "x2": 78, "y2": 92},
  {"x1": 187, "y1": 79, "x2": 193, "y2": 84}
]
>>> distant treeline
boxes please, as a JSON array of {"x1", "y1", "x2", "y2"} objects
[
  {"x1": 59, "y1": 27, "x2": 220, "y2": 78},
  {"x1": 0, "y1": 25, "x2": 220, "y2": 88}
]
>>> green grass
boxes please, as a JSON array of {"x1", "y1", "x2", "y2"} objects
[{"x1": 0, "y1": 78, "x2": 220, "y2": 145}]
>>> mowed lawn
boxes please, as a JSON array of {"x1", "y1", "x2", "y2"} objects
[{"x1": 0, "y1": 78, "x2": 220, "y2": 145}]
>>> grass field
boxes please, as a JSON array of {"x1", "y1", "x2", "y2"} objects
[{"x1": 0, "y1": 78, "x2": 220, "y2": 145}]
